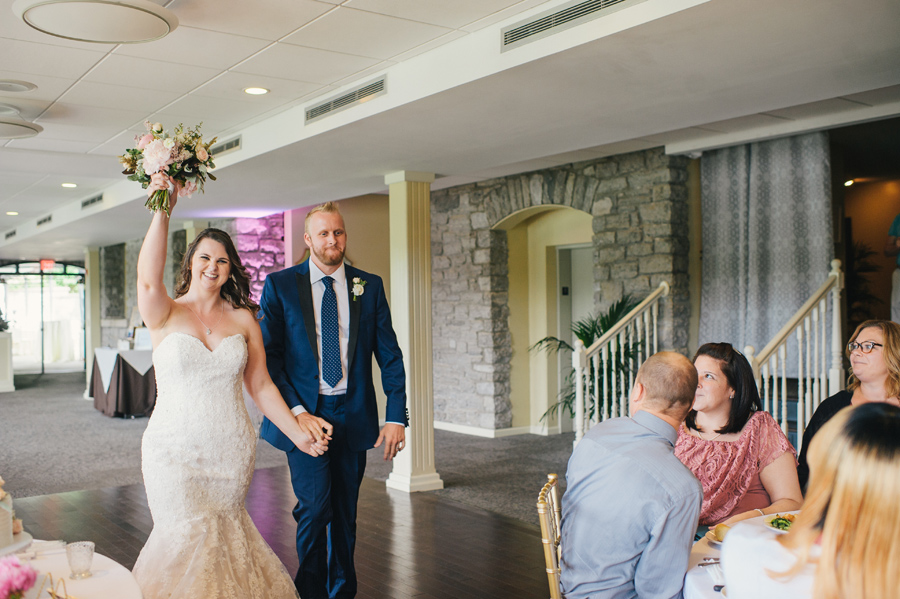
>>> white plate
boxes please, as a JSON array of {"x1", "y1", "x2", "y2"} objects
[
  {"x1": 0, "y1": 531, "x2": 33, "y2": 556},
  {"x1": 763, "y1": 514, "x2": 795, "y2": 534}
]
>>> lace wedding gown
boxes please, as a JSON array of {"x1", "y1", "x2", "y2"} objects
[{"x1": 133, "y1": 332, "x2": 299, "y2": 599}]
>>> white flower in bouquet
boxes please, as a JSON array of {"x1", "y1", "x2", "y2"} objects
[{"x1": 118, "y1": 121, "x2": 217, "y2": 215}]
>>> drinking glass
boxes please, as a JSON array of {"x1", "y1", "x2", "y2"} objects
[{"x1": 66, "y1": 541, "x2": 94, "y2": 579}]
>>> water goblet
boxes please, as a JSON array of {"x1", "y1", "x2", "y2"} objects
[{"x1": 66, "y1": 541, "x2": 94, "y2": 579}]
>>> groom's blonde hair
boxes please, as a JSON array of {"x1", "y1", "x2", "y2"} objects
[{"x1": 304, "y1": 201, "x2": 343, "y2": 234}]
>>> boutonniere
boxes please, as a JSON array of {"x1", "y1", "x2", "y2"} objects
[{"x1": 351, "y1": 277, "x2": 366, "y2": 301}]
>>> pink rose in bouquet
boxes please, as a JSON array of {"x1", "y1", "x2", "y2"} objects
[
  {"x1": 118, "y1": 121, "x2": 217, "y2": 215},
  {"x1": 0, "y1": 556, "x2": 38, "y2": 599}
]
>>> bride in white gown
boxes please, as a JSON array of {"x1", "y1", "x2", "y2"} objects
[{"x1": 132, "y1": 174, "x2": 333, "y2": 599}]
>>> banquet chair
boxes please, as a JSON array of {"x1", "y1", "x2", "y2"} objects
[{"x1": 537, "y1": 473, "x2": 562, "y2": 599}]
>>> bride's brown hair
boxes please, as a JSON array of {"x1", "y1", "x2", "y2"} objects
[{"x1": 174, "y1": 228, "x2": 259, "y2": 316}]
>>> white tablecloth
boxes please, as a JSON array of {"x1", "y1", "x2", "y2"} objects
[
  {"x1": 684, "y1": 512, "x2": 800, "y2": 599},
  {"x1": 20, "y1": 541, "x2": 143, "y2": 599},
  {"x1": 93, "y1": 348, "x2": 153, "y2": 393}
]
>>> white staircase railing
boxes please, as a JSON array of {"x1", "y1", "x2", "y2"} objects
[
  {"x1": 572, "y1": 281, "x2": 670, "y2": 445},
  {"x1": 743, "y1": 259, "x2": 844, "y2": 452}
]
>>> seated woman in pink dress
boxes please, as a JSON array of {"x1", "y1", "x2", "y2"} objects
[{"x1": 675, "y1": 343, "x2": 803, "y2": 526}]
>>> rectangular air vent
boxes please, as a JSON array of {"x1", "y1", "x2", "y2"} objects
[
  {"x1": 210, "y1": 136, "x2": 241, "y2": 157},
  {"x1": 306, "y1": 76, "x2": 386, "y2": 124},
  {"x1": 501, "y1": 0, "x2": 642, "y2": 51},
  {"x1": 81, "y1": 194, "x2": 103, "y2": 209},
  {"x1": 37, "y1": 215, "x2": 52, "y2": 226},
  {"x1": 5, "y1": 230, "x2": 15, "y2": 240}
]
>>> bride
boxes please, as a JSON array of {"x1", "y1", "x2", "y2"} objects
[{"x1": 132, "y1": 174, "x2": 332, "y2": 598}]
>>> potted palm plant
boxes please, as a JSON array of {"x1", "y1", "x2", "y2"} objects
[{"x1": 531, "y1": 295, "x2": 639, "y2": 422}]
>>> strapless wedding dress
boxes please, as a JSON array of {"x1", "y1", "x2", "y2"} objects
[{"x1": 133, "y1": 332, "x2": 299, "y2": 599}]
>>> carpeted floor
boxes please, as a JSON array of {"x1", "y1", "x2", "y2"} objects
[{"x1": 0, "y1": 372, "x2": 573, "y2": 525}]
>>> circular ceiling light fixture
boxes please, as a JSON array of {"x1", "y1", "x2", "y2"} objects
[
  {"x1": 0, "y1": 80, "x2": 37, "y2": 93},
  {"x1": 0, "y1": 103, "x2": 21, "y2": 116},
  {"x1": 61, "y1": 183, "x2": 77, "y2": 188},
  {"x1": 6, "y1": 212, "x2": 19, "y2": 216},
  {"x1": 12, "y1": 0, "x2": 179, "y2": 44},
  {"x1": 0, "y1": 117, "x2": 43, "y2": 139},
  {"x1": 243, "y1": 87, "x2": 269, "y2": 95},
  {"x1": 844, "y1": 180, "x2": 854, "y2": 187}
]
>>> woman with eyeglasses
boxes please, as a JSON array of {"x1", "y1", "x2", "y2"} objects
[{"x1": 796, "y1": 319, "x2": 900, "y2": 491}]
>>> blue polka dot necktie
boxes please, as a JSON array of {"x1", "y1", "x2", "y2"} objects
[{"x1": 321, "y1": 276, "x2": 342, "y2": 387}]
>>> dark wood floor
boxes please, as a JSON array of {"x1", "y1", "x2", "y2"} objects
[{"x1": 14, "y1": 466, "x2": 550, "y2": 599}]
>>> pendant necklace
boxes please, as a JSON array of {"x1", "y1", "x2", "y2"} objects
[
  {"x1": 186, "y1": 300, "x2": 225, "y2": 335},
  {"x1": 697, "y1": 428, "x2": 722, "y2": 442}
]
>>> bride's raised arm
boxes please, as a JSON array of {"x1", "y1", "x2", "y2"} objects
[{"x1": 137, "y1": 174, "x2": 180, "y2": 332}]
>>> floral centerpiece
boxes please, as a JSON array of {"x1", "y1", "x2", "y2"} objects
[
  {"x1": 119, "y1": 121, "x2": 217, "y2": 215},
  {"x1": 0, "y1": 556, "x2": 37, "y2": 599}
]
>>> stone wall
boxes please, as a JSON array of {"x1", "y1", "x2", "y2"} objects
[
  {"x1": 97, "y1": 215, "x2": 285, "y2": 347},
  {"x1": 210, "y1": 215, "x2": 284, "y2": 302},
  {"x1": 430, "y1": 147, "x2": 691, "y2": 429}
]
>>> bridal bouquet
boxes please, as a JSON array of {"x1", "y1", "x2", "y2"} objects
[{"x1": 119, "y1": 121, "x2": 217, "y2": 215}]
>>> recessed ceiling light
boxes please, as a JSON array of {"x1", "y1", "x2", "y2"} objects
[
  {"x1": 0, "y1": 103, "x2": 21, "y2": 116},
  {"x1": 11, "y1": 0, "x2": 178, "y2": 44},
  {"x1": 0, "y1": 117, "x2": 43, "y2": 139},
  {"x1": 6, "y1": 212, "x2": 19, "y2": 216},
  {"x1": 844, "y1": 180, "x2": 854, "y2": 187},
  {"x1": 61, "y1": 183, "x2": 77, "y2": 188},
  {"x1": 0, "y1": 80, "x2": 37, "y2": 93},
  {"x1": 244, "y1": 87, "x2": 269, "y2": 95}
]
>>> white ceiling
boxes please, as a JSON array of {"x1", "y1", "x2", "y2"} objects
[{"x1": 1, "y1": 0, "x2": 899, "y2": 260}]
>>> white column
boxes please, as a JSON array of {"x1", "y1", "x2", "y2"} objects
[
  {"x1": 83, "y1": 247, "x2": 102, "y2": 398},
  {"x1": 384, "y1": 171, "x2": 443, "y2": 493}
]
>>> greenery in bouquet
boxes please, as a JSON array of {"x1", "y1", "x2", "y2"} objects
[
  {"x1": 119, "y1": 121, "x2": 217, "y2": 215},
  {"x1": 0, "y1": 556, "x2": 38, "y2": 599}
]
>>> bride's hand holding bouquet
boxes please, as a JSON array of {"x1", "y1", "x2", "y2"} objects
[{"x1": 119, "y1": 121, "x2": 216, "y2": 215}]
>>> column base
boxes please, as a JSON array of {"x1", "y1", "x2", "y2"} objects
[{"x1": 385, "y1": 472, "x2": 444, "y2": 493}]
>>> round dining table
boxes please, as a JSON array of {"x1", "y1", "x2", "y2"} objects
[
  {"x1": 15, "y1": 539, "x2": 143, "y2": 599},
  {"x1": 683, "y1": 511, "x2": 799, "y2": 599}
]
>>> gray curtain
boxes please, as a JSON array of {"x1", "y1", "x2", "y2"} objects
[{"x1": 699, "y1": 131, "x2": 834, "y2": 359}]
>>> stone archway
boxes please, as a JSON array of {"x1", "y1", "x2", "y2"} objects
[{"x1": 430, "y1": 148, "x2": 692, "y2": 432}]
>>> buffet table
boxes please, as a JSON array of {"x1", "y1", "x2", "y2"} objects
[{"x1": 90, "y1": 348, "x2": 155, "y2": 417}]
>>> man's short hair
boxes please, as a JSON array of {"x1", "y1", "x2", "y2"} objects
[
  {"x1": 635, "y1": 351, "x2": 698, "y2": 417},
  {"x1": 304, "y1": 201, "x2": 343, "y2": 234}
]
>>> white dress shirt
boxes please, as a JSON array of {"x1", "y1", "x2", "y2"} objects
[
  {"x1": 291, "y1": 261, "x2": 349, "y2": 416},
  {"x1": 291, "y1": 261, "x2": 403, "y2": 426}
]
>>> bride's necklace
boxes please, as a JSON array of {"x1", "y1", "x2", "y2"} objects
[{"x1": 185, "y1": 299, "x2": 225, "y2": 335}]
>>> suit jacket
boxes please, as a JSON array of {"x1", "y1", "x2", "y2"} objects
[{"x1": 259, "y1": 260, "x2": 408, "y2": 453}]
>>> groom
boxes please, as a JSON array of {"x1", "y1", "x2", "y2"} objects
[{"x1": 259, "y1": 201, "x2": 409, "y2": 599}]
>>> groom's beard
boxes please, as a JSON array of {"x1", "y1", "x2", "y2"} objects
[{"x1": 312, "y1": 245, "x2": 344, "y2": 267}]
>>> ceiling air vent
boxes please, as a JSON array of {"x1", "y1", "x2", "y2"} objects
[
  {"x1": 306, "y1": 76, "x2": 386, "y2": 124},
  {"x1": 501, "y1": 0, "x2": 642, "y2": 51},
  {"x1": 81, "y1": 194, "x2": 103, "y2": 209},
  {"x1": 5, "y1": 230, "x2": 15, "y2": 240},
  {"x1": 37, "y1": 215, "x2": 52, "y2": 226},
  {"x1": 210, "y1": 136, "x2": 241, "y2": 157}
]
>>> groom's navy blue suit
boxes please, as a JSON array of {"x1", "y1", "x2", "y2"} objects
[{"x1": 259, "y1": 259, "x2": 408, "y2": 599}]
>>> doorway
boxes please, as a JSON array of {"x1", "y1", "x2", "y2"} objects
[
  {"x1": 0, "y1": 262, "x2": 86, "y2": 374},
  {"x1": 556, "y1": 245, "x2": 594, "y2": 432}
]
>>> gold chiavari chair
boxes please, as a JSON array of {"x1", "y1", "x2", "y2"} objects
[{"x1": 537, "y1": 473, "x2": 562, "y2": 599}]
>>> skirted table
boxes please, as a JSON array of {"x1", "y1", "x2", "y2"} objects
[{"x1": 90, "y1": 347, "x2": 155, "y2": 417}]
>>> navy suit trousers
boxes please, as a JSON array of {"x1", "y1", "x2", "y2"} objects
[{"x1": 288, "y1": 394, "x2": 367, "y2": 599}]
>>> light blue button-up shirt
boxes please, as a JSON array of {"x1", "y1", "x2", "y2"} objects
[{"x1": 561, "y1": 410, "x2": 702, "y2": 599}]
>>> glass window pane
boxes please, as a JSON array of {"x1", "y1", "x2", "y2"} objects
[
  {"x1": 17, "y1": 263, "x2": 41, "y2": 274},
  {"x1": 0, "y1": 265, "x2": 17, "y2": 273}
]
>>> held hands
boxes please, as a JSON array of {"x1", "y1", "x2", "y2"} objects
[
  {"x1": 374, "y1": 423, "x2": 405, "y2": 461},
  {"x1": 295, "y1": 412, "x2": 333, "y2": 458}
]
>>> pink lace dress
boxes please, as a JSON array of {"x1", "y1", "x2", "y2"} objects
[{"x1": 674, "y1": 411, "x2": 796, "y2": 525}]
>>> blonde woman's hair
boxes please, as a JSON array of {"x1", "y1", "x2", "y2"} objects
[
  {"x1": 776, "y1": 403, "x2": 900, "y2": 599},
  {"x1": 304, "y1": 201, "x2": 343, "y2": 234},
  {"x1": 846, "y1": 320, "x2": 900, "y2": 397}
]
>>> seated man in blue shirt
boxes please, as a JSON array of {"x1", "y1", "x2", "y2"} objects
[{"x1": 561, "y1": 351, "x2": 702, "y2": 599}]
